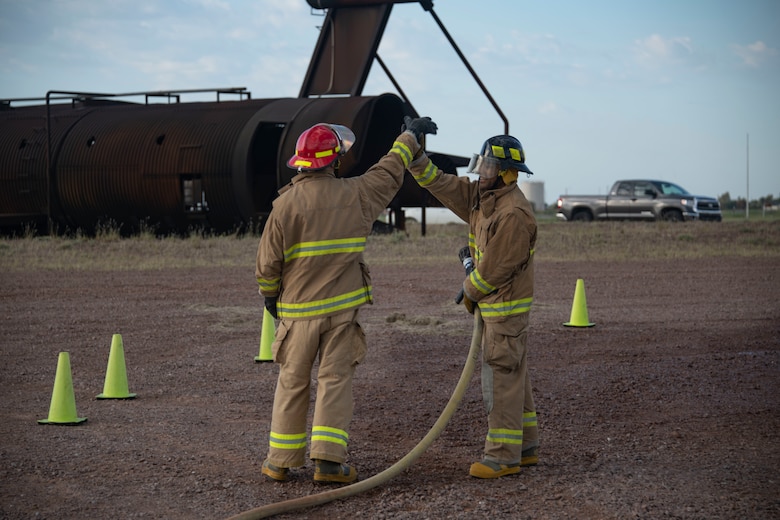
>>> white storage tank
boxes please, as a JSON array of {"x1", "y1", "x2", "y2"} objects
[{"x1": 520, "y1": 181, "x2": 545, "y2": 212}]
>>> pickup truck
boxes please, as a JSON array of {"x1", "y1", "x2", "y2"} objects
[{"x1": 555, "y1": 179, "x2": 722, "y2": 222}]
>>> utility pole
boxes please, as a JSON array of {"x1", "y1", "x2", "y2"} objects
[{"x1": 746, "y1": 133, "x2": 750, "y2": 219}]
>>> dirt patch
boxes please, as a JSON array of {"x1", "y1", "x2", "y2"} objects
[{"x1": 1, "y1": 233, "x2": 779, "y2": 519}]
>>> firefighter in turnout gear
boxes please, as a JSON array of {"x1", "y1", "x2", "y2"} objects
[
  {"x1": 408, "y1": 134, "x2": 540, "y2": 479},
  {"x1": 256, "y1": 118, "x2": 437, "y2": 483}
]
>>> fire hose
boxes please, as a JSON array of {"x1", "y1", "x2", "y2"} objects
[{"x1": 225, "y1": 308, "x2": 483, "y2": 520}]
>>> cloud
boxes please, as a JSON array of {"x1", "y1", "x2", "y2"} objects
[
  {"x1": 191, "y1": 0, "x2": 231, "y2": 10},
  {"x1": 732, "y1": 41, "x2": 777, "y2": 67},
  {"x1": 132, "y1": 55, "x2": 221, "y2": 88},
  {"x1": 537, "y1": 101, "x2": 558, "y2": 115},
  {"x1": 633, "y1": 34, "x2": 693, "y2": 69},
  {"x1": 475, "y1": 32, "x2": 562, "y2": 68}
]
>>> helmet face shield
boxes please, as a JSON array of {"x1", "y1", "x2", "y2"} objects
[
  {"x1": 467, "y1": 153, "x2": 501, "y2": 180},
  {"x1": 329, "y1": 124, "x2": 355, "y2": 156}
]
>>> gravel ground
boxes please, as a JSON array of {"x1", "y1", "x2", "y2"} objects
[{"x1": 1, "y1": 234, "x2": 779, "y2": 519}]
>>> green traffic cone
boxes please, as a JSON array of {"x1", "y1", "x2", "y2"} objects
[
  {"x1": 254, "y1": 307, "x2": 275, "y2": 363},
  {"x1": 96, "y1": 334, "x2": 136, "y2": 399},
  {"x1": 563, "y1": 278, "x2": 595, "y2": 327},
  {"x1": 39, "y1": 352, "x2": 87, "y2": 425}
]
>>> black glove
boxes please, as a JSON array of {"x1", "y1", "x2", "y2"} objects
[
  {"x1": 402, "y1": 116, "x2": 438, "y2": 144},
  {"x1": 458, "y1": 246, "x2": 474, "y2": 274},
  {"x1": 454, "y1": 246, "x2": 474, "y2": 305},
  {"x1": 264, "y1": 296, "x2": 278, "y2": 319}
]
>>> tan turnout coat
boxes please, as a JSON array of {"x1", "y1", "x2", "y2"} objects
[
  {"x1": 256, "y1": 132, "x2": 418, "y2": 320},
  {"x1": 408, "y1": 156, "x2": 537, "y2": 321}
]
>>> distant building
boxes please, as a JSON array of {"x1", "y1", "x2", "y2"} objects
[{"x1": 520, "y1": 181, "x2": 545, "y2": 212}]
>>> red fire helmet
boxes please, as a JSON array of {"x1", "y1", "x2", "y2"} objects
[{"x1": 287, "y1": 123, "x2": 356, "y2": 171}]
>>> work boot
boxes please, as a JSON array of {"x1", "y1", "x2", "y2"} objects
[
  {"x1": 469, "y1": 459, "x2": 521, "y2": 479},
  {"x1": 521, "y1": 447, "x2": 539, "y2": 467},
  {"x1": 313, "y1": 459, "x2": 357, "y2": 484},
  {"x1": 261, "y1": 459, "x2": 289, "y2": 482}
]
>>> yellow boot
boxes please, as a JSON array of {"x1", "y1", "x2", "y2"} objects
[
  {"x1": 261, "y1": 459, "x2": 289, "y2": 482},
  {"x1": 469, "y1": 459, "x2": 521, "y2": 479},
  {"x1": 521, "y1": 447, "x2": 539, "y2": 467},
  {"x1": 313, "y1": 459, "x2": 357, "y2": 484}
]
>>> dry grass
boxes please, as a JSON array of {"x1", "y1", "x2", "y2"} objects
[
  {"x1": 0, "y1": 233, "x2": 258, "y2": 271},
  {"x1": 369, "y1": 219, "x2": 780, "y2": 263},
  {"x1": 1, "y1": 220, "x2": 778, "y2": 272}
]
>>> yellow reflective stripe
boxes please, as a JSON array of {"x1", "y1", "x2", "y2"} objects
[
  {"x1": 257, "y1": 277, "x2": 280, "y2": 292},
  {"x1": 411, "y1": 158, "x2": 437, "y2": 187},
  {"x1": 470, "y1": 234, "x2": 483, "y2": 263},
  {"x1": 284, "y1": 237, "x2": 366, "y2": 262},
  {"x1": 314, "y1": 147, "x2": 338, "y2": 159},
  {"x1": 292, "y1": 159, "x2": 312, "y2": 167},
  {"x1": 311, "y1": 425, "x2": 349, "y2": 447},
  {"x1": 278, "y1": 286, "x2": 372, "y2": 318},
  {"x1": 269, "y1": 431, "x2": 307, "y2": 450},
  {"x1": 523, "y1": 411, "x2": 538, "y2": 427},
  {"x1": 479, "y1": 297, "x2": 533, "y2": 318},
  {"x1": 487, "y1": 428, "x2": 523, "y2": 444},
  {"x1": 469, "y1": 268, "x2": 496, "y2": 295},
  {"x1": 390, "y1": 140, "x2": 413, "y2": 167}
]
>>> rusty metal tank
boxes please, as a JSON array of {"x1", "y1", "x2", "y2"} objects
[
  {"x1": 0, "y1": 92, "x2": 413, "y2": 233},
  {"x1": 0, "y1": 102, "x2": 89, "y2": 231},
  {"x1": 1, "y1": 0, "x2": 493, "y2": 235}
]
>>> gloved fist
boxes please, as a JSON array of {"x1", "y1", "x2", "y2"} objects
[
  {"x1": 458, "y1": 246, "x2": 471, "y2": 263},
  {"x1": 402, "y1": 116, "x2": 438, "y2": 145},
  {"x1": 458, "y1": 246, "x2": 474, "y2": 274},
  {"x1": 264, "y1": 296, "x2": 279, "y2": 319}
]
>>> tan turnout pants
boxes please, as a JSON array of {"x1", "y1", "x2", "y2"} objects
[
  {"x1": 481, "y1": 311, "x2": 539, "y2": 464},
  {"x1": 266, "y1": 309, "x2": 366, "y2": 468}
]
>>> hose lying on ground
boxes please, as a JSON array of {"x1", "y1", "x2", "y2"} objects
[{"x1": 225, "y1": 309, "x2": 484, "y2": 520}]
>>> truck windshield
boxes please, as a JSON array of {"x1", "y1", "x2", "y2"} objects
[{"x1": 656, "y1": 182, "x2": 690, "y2": 195}]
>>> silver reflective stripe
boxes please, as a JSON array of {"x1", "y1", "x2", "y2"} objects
[
  {"x1": 487, "y1": 428, "x2": 523, "y2": 444},
  {"x1": 311, "y1": 426, "x2": 349, "y2": 447}
]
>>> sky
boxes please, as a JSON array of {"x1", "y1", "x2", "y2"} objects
[{"x1": 1, "y1": 0, "x2": 778, "y2": 210}]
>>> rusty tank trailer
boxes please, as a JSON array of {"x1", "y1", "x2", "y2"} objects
[{"x1": 0, "y1": 0, "x2": 506, "y2": 235}]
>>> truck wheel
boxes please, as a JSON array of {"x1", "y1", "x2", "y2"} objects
[
  {"x1": 572, "y1": 210, "x2": 593, "y2": 222},
  {"x1": 661, "y1": 210, "x2": 683, "y2": 222}
]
